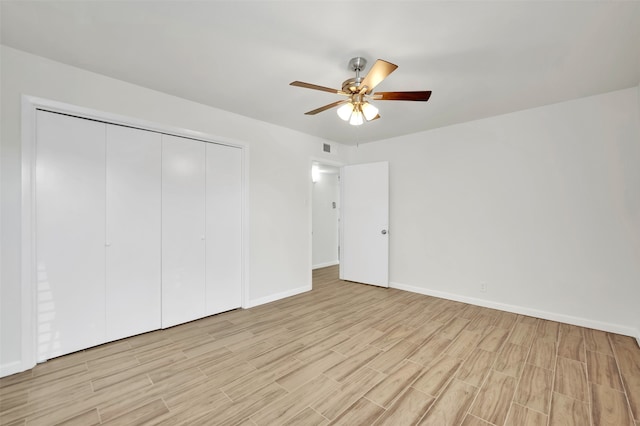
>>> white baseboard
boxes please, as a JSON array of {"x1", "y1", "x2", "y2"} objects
[
  {"x1": 312, "y1": 261, "x2": 339, "y2": 270},
  {"x1": 390, "y1": 281, "x2": 639, "y2": 338},
  {"x1": 246, "y1": 285, "x2": 311, "y2": 309},
  {"x1": 0, "y1": 360, "x2": 25, "y2": 378}
]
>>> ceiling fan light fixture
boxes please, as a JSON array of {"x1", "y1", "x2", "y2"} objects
[
  {"x1": 337, "y1": 103, "x2": 353, "y2": 121},
  {"x1": 361, "y1": 102, "x2": 379, "y2": 121},
  {"x1": 349, "y1": 107, "x2": 364, "y2": 126}
]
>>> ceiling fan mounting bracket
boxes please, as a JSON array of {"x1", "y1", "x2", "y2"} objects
[{"x1": 348, "y1": 57, "x2": 367, "y2": 72}]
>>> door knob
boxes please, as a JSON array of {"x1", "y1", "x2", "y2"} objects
[{"x1": 381, "y1": 230, "x2": 387, "y2": 235}]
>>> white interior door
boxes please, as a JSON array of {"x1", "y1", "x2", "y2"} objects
[
  {"x1": 105, "y1": 125, "x2": 161, "y2": 341},
  {"x1": 161, "y1": 134, "x2": 207, "y2": 328},
  {"x1": 36, "y1": 111, "x2": 106, "y2": 361},
  {"x1": 205, "y1": 143, "x2": 243, "y2": 314},
  {"x1": 339, "y1": 161, "x2": 389, "y2": 287}
]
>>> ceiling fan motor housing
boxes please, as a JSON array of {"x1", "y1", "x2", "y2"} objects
[{"x1": 342, "y1": 77, "x2": 364, "y2": 93}]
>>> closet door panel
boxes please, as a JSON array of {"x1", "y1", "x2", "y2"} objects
[
  {"x1": 162, "y1": 135, "x2": 206, "y2": 328},
  {"x1": 105, "y1": 125, "x2": 161, "y2": 341},
  {"x1": 206, "y1": 144, "x2": 243, "y2": 314},
  {"x1": 35, "y1": 111, "x2": 106, "y2": 361}
]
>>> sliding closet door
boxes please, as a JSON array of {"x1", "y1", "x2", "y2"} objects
[
  {"x1": 162, "y1": 135, "x2": 207, "y2": 327},
  {"x1": 36, "y1": 111, "x2": 106, "y2": 361},
  {"x1": 205, "y1": 144, "x2": 243, "y2": 314},
  {"x1": 105, "y1": 125, "x2": 161, "y2": 341}
]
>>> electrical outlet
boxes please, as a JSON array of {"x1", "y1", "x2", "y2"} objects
[{"x1": 480, "y1": 282, "x2": 487, "y2": 293}]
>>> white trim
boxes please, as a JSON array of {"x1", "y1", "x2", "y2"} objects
[
  {"x1": 390, "y1": 281, "x2": 640, "y2": 338},
  {"x1": 20, "y1": 95, "x2": 250, "y2": 375},
  {"x1": 21, "y1": 97, "x2": 37, "y2": 373},
  {"x1": 313, "y1": 261, "x2": 339, "y2": 270},
  {"x1": 241, "y1": 145, "x2": 250, "y2": 311},
  {"x1": 245, "y1": 285, "x2": 311, "y2": 309},
  {"x1": 0, "y1": 361, "x2": 23, "y2": 378},
  {"x1": 22, "y1": 96, "x2": 247, "y2": 149}
]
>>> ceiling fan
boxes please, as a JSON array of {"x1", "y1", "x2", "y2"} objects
[{"x1": 290, "y1": 57, "x2": 431, "y2": 126}]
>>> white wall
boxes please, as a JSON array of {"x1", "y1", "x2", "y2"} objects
[
  {"x1": 0, "y1": 46, "x2": 346, "y2": 375},
  {"x1": 3, "y1": 47, "x2": 638, "y2": 376},
  {"x1": 312, "y1": 168, "x2": 340, "y2": 269},
  {"x1": 347, "y1": 87, "x2": 640, "y2": 340}
]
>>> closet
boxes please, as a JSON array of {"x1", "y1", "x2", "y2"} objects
[
  {"x1": 161, "y1": 135, "x2": 243, "y2": 327},
  {"x1": 161, "y1": 135, "x2": 207, "y2": 327},
  {"x1": 106, "y1": 125, "x2": 162, "y2": 342},
  {"x1": 35, "y1": 110, "x2": 243, "y2": 362}
]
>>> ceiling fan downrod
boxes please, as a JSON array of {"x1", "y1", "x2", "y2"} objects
[{"x1": 343, "y1": 57, "x2": 367, "y2": 93}]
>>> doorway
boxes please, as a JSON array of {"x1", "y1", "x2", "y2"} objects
[
  {"x1": 311, "y1": 162, "x2": 341, "y2": 271},
  {"x1": 310, "y1": 160, "x2": 390, "y2": 289}
]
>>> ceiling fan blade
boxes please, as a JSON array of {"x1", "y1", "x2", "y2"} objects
[
  {"x1": 359, "y1": 59, "x2": 398, "y2": 93},
  {"x1": 290, "y1": 81, "x2": 347, "y2": 95},
  {"x1": 372, "y1": 91, "x2": 432, "y2": 101},
  {"x1": 304, "y1": 100, "x2": 349, "y2": 115}
]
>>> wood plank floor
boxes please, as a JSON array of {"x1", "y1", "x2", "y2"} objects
[{"x1": 1, "y1": 265, "x2": 639, "y2": 425}]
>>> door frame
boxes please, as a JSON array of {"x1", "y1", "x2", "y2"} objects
[
  {"x1": 20, "y1": 95, "x2": 250, "y2": 372},
  {"x1": 308, "y1": 157, "x2": 344, "y2": 287}
]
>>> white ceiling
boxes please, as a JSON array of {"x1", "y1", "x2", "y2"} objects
[{"x1": 2, "y1": 1, "x2": 639, "y2": 145}]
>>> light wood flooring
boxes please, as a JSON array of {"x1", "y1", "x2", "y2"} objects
[{"x1": 1, "y1": 265, "x2": 639, "y2": 425}]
